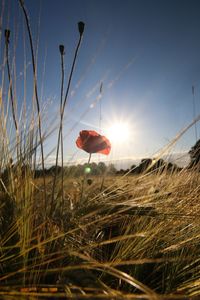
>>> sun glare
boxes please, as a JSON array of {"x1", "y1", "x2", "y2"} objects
[{"x1": 105, "y1": 122, "x2": 130, "y2": 144}]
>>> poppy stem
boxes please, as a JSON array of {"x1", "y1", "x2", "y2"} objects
[
  {"x1": 80, "y1": 153, "x2": 92, "y2": 201},
  {"x1": 88, "y1": 153, "x2": 92, "y2": 164}
]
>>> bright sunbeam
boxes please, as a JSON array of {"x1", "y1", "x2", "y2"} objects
[{"x1": 105, "y1": 121, "x2": 130, "y2": 144}]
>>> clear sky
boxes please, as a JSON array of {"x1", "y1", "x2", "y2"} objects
[{"x1": 1, "y1": 0, "x2": 200, "y2": 167}]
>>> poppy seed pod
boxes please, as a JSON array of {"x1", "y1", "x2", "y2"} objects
[
  {"x1": 87, "y1": 179, "x2": 93, "y2": 185},
  {"x1": 59, "y1": 44, "x2": 65, "y2": 55},
  {"x1": 5, "y1": 29, "x2": 10, "y2": 43},
  {"x1": 78, "y1": 21, "x2": 85, "y2": 36}
]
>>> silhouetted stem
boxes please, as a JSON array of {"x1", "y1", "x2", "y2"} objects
[
  {"x1": 88, "y1": 153, "x2": 92, "y2": 164},
  {"x1": 19, "y1": 0, "x2": 47, "y2": 215},
  {"x1": 52, "y1": 45, "x2": 65, "y2": 213},
  {"x1": 60, "y1": 50, "x2": 65, "y2": 210},
  {"x1": 5, "y1": 30, "x2": 18, "y2": 133},
  {"x1": 5, "y1": 29, "x2": 21, "y2": 163},
  {"x1": 50, "y1": 25, "x2": 84, "y2": 215}
]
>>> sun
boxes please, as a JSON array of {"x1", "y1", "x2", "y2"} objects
[{"x1": 105, "y1": 121, "x2": 130, "y2": 144}]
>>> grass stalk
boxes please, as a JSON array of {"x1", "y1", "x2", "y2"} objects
[
  {"x1": 18, "y1": 0, "x2": 47, "y2": 216},
  {"x1": 4, "y1": 29, "x2": 21, "y2": 164},
  {"x1": 50, "y1": 22, "x2": 85, "y2": 215},
  {"x1": 60, "y1": 46, "x2": 65, "y2": 211},
  {"x1": 51, "y1": 45, "x2": 65, "y2": 214},
  {"x1": 4, "y1": 29, "x2": 18, "y2": 133}
]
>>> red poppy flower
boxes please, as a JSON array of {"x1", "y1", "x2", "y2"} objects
[{"x1": 76, "y1": 130, "x2": 111, "y2": 155}]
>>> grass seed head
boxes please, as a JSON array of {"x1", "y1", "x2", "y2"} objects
[
  {"x1": 5, "y1": 29, "x2": 10, "y2": 43},
  {"x1": 59, "y1": 44, "x2": 65, "y2": 55},
  {"x1": 78, "y1": 21, "x2": 85, "y2": 36}
]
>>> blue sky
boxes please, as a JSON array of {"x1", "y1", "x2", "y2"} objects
[{"x1": 1, "y1": 0, "x2": 200, "y2": 166}]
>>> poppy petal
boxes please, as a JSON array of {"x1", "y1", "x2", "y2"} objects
[{"x1": 76, "y1": 136, "x2": 83, "y2": 149}]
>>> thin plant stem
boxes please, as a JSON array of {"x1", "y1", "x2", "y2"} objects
[
  {"x1": 60, "y1": 48, "x2": 65, "y2": 211},
  {"x1": 4, "y1": 29, "x2": 21, "y2": 164},
  {"x1": 88, "y1": 153, "x2": 92, "y2": 164},
  {"x1": 53, "y1": 45, "x2": 65, "y2": 213},
  {"x1": 80, "y1": 153, "x2": 92, "y2": 201},
  {"x1": 19, "y1": 0, "x2": 47, "y2": 216},
  {"x1": 51, "y1": 45, "x2": 64, "y2": 216},
  {"x1": 50, "y1": 24, "x2": 84, "y2": 215},
  {"x1": 5, "y1": 30, "x2": 18, "y2": 133}
]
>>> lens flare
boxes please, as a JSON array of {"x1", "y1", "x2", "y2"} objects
[{"x1": 84, "y1": 167, "x2": 91, "y2": 174}]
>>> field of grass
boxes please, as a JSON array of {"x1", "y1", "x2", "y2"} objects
[
  {"x1": 1, "y1": 1, "x2": 200, "y2": 299},
  {"x1": 1, "y1": 167, "x2": 200, "y2": 299}
]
